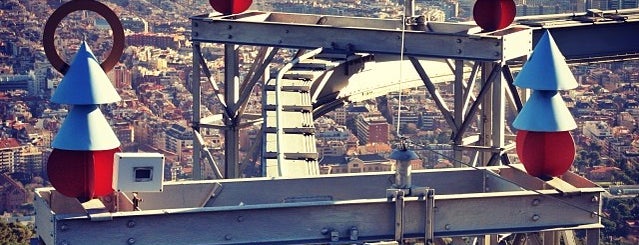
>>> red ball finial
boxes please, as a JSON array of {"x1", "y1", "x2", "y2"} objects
[
  {"x1": 209, "y1": 0, "x2": 253, "y2": 15},
  {"x1": 516, "y1": 130, "x2": 575, "y2": 178},
  {"x1": 473, "y1": 0, "x2": 516, "y2": 32}
]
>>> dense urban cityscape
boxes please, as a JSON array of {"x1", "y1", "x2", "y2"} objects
[{"x1": 1, "y1": 0, "x2": 639, "y2": 244}]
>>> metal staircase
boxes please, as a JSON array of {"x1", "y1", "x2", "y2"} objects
[{"x1": 261, "y1": 50, "x2": 365, "y2": 177}]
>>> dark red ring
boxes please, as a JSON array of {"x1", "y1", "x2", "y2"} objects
[{"x1": 43, "y1": 0, "x2": 124, "y2": 74}]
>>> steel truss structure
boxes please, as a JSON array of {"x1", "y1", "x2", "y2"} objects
[{"x1": 35, "y1": 7, "x2": 639, "y2": 245}]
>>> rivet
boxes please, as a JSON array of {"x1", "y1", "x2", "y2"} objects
[
  {"x1": 444, "y1": 224, "x2": 451, "y2": 230},
  {"x1": 227, "y1": 25, "x2": 232, "y2": 29},
  {"x1": 531, "y1": 214, "x2": 540, "y2": 221},
  {"x1": 330, "y1": 231, "x2": 339, "y2": 242},
  {"x1": 485, "y1": 187, "x2": 490, "y2": 191},
  {"x1": 278, "y1": 40, "x2": 282, "y2": 44},
  {"x1": 237, "y1": 216, "x2": 244, "y2": 222},
  {"x1": 59, "y1": 224, "x2": 68, "y2": 231},
  {"x1": 591, "y1": 196, "x2": 599, "y2": 202},
  {"x1": 349, "y1": 226, "x2": 359, "y2": 241},
  {"x1": 456, "y1": 39, "x2": 462, "y2": 43},
  {"x1": 127, "y1": 220, "x2": 136, "y2": 228},
  {"x1": 225, "y1": 234, "x2": 232, "y2": 240},
  {"x1": 285, "y1": 30, "x2": 290, "y2": 33},
  {"x1": 61, "y1": 240, "x2": 70, "y2": 245},
  {"x1": 495, "y1": 52, "x2": 500, "y2": 57},
  {"x1": 495, "y1": 41, "x2": 501, "y2": 46},
  {"x1": 321, "y1": 227, "x2": 331, "y2": 235},
  {"x1": 193, "y1": 23, "x2": 198, "y2": 27},
  {"x1": 228, "y1": 35, "x2": 233, "y2": 39},
  {"x1": 457, "y1": 49, "x2": 462, "y2": 54},
  {"x1": 531, "y1": 199, "x2": 540, "y2": 206},
  {"x1": 127, "y1": 238, "x2": 136, "y2": 245},
  {"x1": 194, "y1": 32, "x2": 199, "y2": 37}
]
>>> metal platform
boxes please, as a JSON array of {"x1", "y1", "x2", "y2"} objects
[{"x1": 35, "y1": 165, "x2": 604, "y2": 245}]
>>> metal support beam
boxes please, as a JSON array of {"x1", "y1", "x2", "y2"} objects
[
  {"x1": 453, "y1": 59, "x2": 464, "y2": 167},
  {"x1": 236, "y1": 47, "x2": 278, "y2": 117},
  {"x1": 490, "y1": 62, "x2": 505, "y2": 166},
  {"x1": 192, "y1": 12, "x2": 531, "y2": 61},
  {"x1": 409, "y1": 56, "x2": 456, "y2": 130},
  {"x1": 224, "y1": 44, "x2": 241, "y2": 178},
  {"x1": 453, "y1": 63, "x2": 500, "y2": 144},
  {"x1": 192, "y1": 42, "x2": 202, "y2": 180}
]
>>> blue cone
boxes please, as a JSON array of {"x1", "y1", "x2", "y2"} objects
[
  {"x1": 52, "y1": 105, "x2": 121, "y2": 150},
  {"x1": 513, "y1": 90, "x2": 576, "y2": 132},
  {"x1": 51, "y1": 42, "x2": 121, "y2": 105},
  {"x1": 514, "y1": 30, "x2": 578, "y2": 90}
]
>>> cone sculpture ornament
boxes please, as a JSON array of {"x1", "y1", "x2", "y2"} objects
[
  {"x1": 513, "y1": 30, "x2": 578, "y2": 178},
  {"x1": 47, "y1": 42, "x2": 122, "y2": 202}
]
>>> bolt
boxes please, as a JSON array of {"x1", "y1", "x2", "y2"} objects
[
  {"x1": 285, "y1": 30, "x2": 290, "y2": 33},
  {"x1": 531, "y1": 214, "x2": 540, "y2": 221},
  {"x1": 349, "y1": 226, "x2": 359, "y2": 241},
  {"x1": 591, "y1": 196, "x2": 599, "y2": 202},
  {"x1": 228, "y1": 35, "x2": 233, "y2": 39},
  {"x1": 59, "y1": 224, "x2": 68, "y2": 231},
  {"x1": 330, "y1": 231, "x2": 339, "y2": 242},
  {"x1": 225, "y1": 234, "x2": 232, "y2": 240},
  {"x1": 456, "y1": 38, "x2": 462, "y2": 43},
  {"x1": 495, "y1": 41, "x2": 501, "y2": 46},
  {"x1": 485, "y1": 187, "x2": 490, "y2": 191},
  {"x1": 531, "y1": 199, "x2": 541, "y2": 206},
  {"x1": 494, "y1": 51, "x2": 500, "y2": 57},
  {"x1": 61, "y1": 240, "x2": 70, "y2": 245},
  {"x1": 591, "y1": 212, "x2": 598, "y2": 218},
  {"x1": 457, "y1": 49, "x2": 462, "y2": 54},
  {"x1": 127, "y1": 220, "x2": 136, "y2": 228},
  {"x1": 444, "y1": 224, "x2": 451, "y2": 230},
  {"x1": 321, "y1": 228, "x2": 331, "y2": 235},
  {"x1": 194, "y1": 32, "x2": 199, "y2": 37},
  {"x1": 127, "y1": 238, "x2": 136, "y2": 245},
  {"x1": 237, "y1": 216, "x2": 244, "y2": 222},
  {"x1": 194, "y1": 23, "x2": 198, "y2": 27},
  {"x1": 227, "y1": 25, "x2": 232, "y2": 29}
]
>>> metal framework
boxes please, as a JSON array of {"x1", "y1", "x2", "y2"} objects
[
  {"x1": 190, "y1": 10, "x2": 533, "y2": 178},
  {"x1": 35, "y1": 165, "x2": 603, "y2": 244},
  {"x1": 34, "y1": 8, "x2": 639, "y2": 245}
]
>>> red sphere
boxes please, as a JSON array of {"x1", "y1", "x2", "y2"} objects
[
  {"x1": 209, "y1": 0, "x2": 252, "y2": 15},
  {"x1": 473, "y1": 0, "x2": 516, "y2": 31},
  {"x1": 516, "y1": 130, "x2": 575, "y2": 178},
  {"x1": 47, "y1": 148, "x2": 120, "y2": 202}
]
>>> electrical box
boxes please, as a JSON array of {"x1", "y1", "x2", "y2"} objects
[{"x1": 113, "y1": 152, "x2": 164, "y2": 192}]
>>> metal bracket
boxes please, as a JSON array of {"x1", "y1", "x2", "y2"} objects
[
  {"x1": 387, "y1": 189, "x2": 406, "y2": 243},
  {"x1": 387, "y1": 187, "x2": 435, "y2": 244}
]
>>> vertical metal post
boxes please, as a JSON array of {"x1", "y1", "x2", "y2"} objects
[
  {"x1": 394, "y1": 190, "x2": 405, "y2": 244},
  {"x1": 224, "y1": 44, "x2": 240, "y2": 178},
  {"x1": 424, "y1": 189, "x2": 434, "y2": 245},
  {"x1": 491, "y1": 62, "x2": 505, "y2": 166},
  {"x1": 192, "y1": 42, "x2": 202, "y2": 180},
  {"x1": 585, "y1": 229, "x2": 600, "y2": 245},
  {"x1": 453, "y1": 59, "x2": 464, "y2": 167},
  {"x1": 479, "y1": 62, "x2": 492, "y2": 166},
  {"x1": 404, "y1": 0, "x2": 415, "y2": 17}
]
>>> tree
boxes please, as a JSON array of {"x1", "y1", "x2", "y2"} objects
[{"x1": 0, "y1": 221, "x2": 32, "y2": 245}]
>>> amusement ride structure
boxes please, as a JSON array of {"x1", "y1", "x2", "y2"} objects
[{"x1": 33, "y1": 0, "x2": 639, "y2": 244}]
